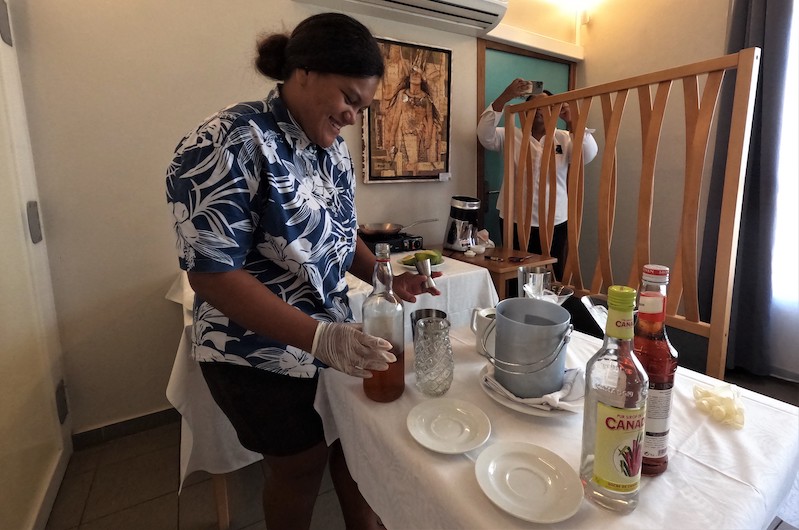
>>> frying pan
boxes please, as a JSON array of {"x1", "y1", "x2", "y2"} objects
[{"x1": 358, "y1": 218, "x2": 438, "y2": 237}]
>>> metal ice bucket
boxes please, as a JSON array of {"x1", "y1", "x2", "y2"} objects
[{"x1": 487, "y1": 297, "x2": 572, "y2": 398}]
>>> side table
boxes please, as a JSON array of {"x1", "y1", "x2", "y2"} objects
[{"x1": 443, "y1": 247, "x2": 556, "y2": 299}]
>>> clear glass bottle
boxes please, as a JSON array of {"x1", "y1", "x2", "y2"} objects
[
  {"x1": 362, "y1": 243, "x2": 405, "y2": 402},
  {"x1": 580, "y1": 285, "x2": 648, "y2": 514},
  {"x1": 634, "y1": 264, "x2": 679, "y2": 476}
]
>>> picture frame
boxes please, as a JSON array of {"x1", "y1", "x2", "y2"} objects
[{"x1": 363, "y1": 38, "x2": 451, "y2": 183}]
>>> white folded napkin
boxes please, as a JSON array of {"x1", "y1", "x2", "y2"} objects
[
  {"x1": 521, "y1": 284, "x2": 560, "y2": 304},
  {"x1": 482, "y1": 367, "x2": 585, "y2": 413},
  {"x1": 693, "y1": 383, "x2": 745, "y2": 429},
  {"x1": 476, "y1": 229, "x2": 496, "y2": 248}
]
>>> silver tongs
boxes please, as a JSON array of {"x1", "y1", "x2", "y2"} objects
[{"x1": 581, "y1": 294, "x2": 608, "y2": 331}]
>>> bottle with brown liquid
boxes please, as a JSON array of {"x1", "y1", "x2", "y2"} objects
[
  {"x1": 362, "y1": 243, "x2": 405, "y2": 402},
  {"x1": 633, "y1": 264, "x2": 679, "y2": 476}
]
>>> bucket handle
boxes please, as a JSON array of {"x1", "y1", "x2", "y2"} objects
[
  {"x1": 479, "y1": 318, "x2": 496, "y2": 359},
  {"x1": 483, "y1": 323, "x2": 573, "y2": 375}
]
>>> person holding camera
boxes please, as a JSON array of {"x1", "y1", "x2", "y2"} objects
[{"x1": 477, "y1": 78, "x2": 598, "y2": 280}]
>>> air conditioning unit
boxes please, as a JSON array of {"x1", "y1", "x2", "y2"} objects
[{"x1": 293, "y1": 0, "x2": 508, "y2": 36}]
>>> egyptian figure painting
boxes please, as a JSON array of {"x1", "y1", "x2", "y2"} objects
[{"x1": 364, "y1": 39, "x2": 451, "y2": 182}]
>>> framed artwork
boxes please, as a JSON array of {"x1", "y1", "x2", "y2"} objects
[{"x1": 363, "y1": 38, "x2": 451, "y2": 183}]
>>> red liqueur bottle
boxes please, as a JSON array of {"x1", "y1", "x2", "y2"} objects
[{"x1": 633, "y1": 264, "x2": 679, "y2": 476}]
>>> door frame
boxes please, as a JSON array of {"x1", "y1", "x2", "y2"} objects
[
  {"x1": 476, "y1": 39, "x2": 577, "y2": 230},
  {"x1": 0, "y1": 16, "x2": 71, "y2": 529}
]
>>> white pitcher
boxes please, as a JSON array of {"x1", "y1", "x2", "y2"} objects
[{"x1": 470, "y1": 307, "x2": 496, "y2": 357}]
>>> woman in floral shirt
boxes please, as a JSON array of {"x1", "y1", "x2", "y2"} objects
[{"x1": 166, "y1": 13, "x2": 437, "y2": 529}]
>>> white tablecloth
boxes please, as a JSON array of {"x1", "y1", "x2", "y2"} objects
[
  {"x1": 165, "y1": 274, "x2": 262, "y2": 490},
  {"x1": 314, "y1": 326, "x2": 799, "y2": 530},
  {"x1": 347, "y1": 251, "x2": 499, "y2": 346},
  {"x1": 165, "y1": 254, "x2": 499, "y2": 488}
]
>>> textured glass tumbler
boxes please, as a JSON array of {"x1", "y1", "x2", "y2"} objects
[{"x1": 413, "y1": 317, "x2": 454, "y2": 397}]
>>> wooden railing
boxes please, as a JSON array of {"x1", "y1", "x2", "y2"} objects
[{"x1": 501, "y1": 48, "x2": 761, "y2": 378}]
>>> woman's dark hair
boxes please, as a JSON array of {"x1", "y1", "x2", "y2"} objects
[{"x1": 255, "y1": 13, "x2": 384, "y2": 81}]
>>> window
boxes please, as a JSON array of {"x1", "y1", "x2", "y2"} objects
[{"x1": 772, "y1": 9, "x2": 798, "y2": 305}]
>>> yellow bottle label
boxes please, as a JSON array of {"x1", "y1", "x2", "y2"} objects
[
  {"x1": 607, "y1": 308, "x2": 634, "y2": 340},
  {"x1": 593, "y1": 402, "x2": 645, "y2": 492}
]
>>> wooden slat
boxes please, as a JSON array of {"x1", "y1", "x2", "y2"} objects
[
  {"x1": 705, "y1": 47, "x2": 760, "y2": 378},
  {"x1": 629, "y1": 81, "x2": 672, "y2": 288},
  {"x1": 536, "y1": 104, "x2": 561, "y2": 259},
  {"x1": 563, "y1": 97, "x2": 592, "y2": 288},
  {"x1": 502, "y1": 106, "x2": 516, "y2": 251},
  {"x1": 684, "y1": 70, "x2": 724, "y2": 322},
  {"x1": 667, "y1": 244, "x2": 685, "y2": 316},
  {"x1": 213, "y1": 474, "x2": 231, "y2": 530},
  {"x1": 593, "y1": 90, "x2": 628, "y2": 293},
  {"x1": 516, "y1": 110, "x2": 535, "y2": 251},
  {"x1": 666, "y1": 314, "x2": 711, "y2": 337},
  {"x1": 476, "y1": 40, "x2": 488, "y2": 231}
]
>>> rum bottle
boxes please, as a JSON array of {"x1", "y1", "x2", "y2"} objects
[
  {"x1": 634, "y1": 264, "x2": 678, "y2": 476},
  {"x1": 362, "y1": 243, "x2": 405, "y2": 402},
  {"x1": 580, "y1": 285, "x2": 648, "y2": 514}
]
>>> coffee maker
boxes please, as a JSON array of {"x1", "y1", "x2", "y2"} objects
[{"x1": 443, "y1": 196, "x2": 480, "y2": 251}]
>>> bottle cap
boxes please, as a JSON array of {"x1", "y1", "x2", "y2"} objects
[
  {"x1": 607, "y1": 285, "x2": 637, "y2": 310},
  {"x1": 643, "y1": 264, "x2": 669, "y2": 284}
]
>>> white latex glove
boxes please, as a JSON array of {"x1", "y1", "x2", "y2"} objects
[
  {"x1": 311, "y1": 322, "x2": 396, "y2": 378},
  {"x1": 693, "y1": 384, "x2": 745, "y2": 429}
]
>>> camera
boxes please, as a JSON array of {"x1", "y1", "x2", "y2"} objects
[{"x1": 522, "y1": 80, "x2": 545, "y2": 96}]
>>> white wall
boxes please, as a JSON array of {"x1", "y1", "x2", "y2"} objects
[
  {"x1": 8, "y1": 0, "x2": 730, "y2": 432},
  {"x1": 574, "y1": 0, "x2": 730, "y2": 283},
  {"x1": 9, "y1": 0, "x2": 476, "y2": 433}
]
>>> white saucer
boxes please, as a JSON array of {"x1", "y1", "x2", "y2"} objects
[
  {"x1": 478, "y1": 365, "x2": 580, "y2": 418},
  {"x1": 406, "y1": 398, "x2": 491, "y2": 454},
  {"x1": 475, "y1": 441, "x2": 583, "y2": 523},
  {"x1": 398, "y1": 259, "x2": 445, "y2": 272}
]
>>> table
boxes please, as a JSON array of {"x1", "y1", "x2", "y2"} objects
[
  {"x1": 314, "y1": 326, "x2": 799, "y2": 530},
  {"x1": 165, "y1": 255, "x2": 499, "y2": 489},
  {"x1": 444, "y1": 247, "x2": 556, "y2": 299},
  {"x1": 349, "y1": 250, "x2": 499, "y2": 346}
]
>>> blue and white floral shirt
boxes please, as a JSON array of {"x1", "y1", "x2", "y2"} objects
[{"x1": 166, "y1": 88, "x2": 357, "y2": 378}]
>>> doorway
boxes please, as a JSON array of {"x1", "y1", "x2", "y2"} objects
[{"x1": 476, "y1": 40, "x2": 575, "y2": 245}]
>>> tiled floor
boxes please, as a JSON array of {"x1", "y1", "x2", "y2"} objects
[
  {"x1": 47, "y1": 372, "x2": 798, "y2": 530},
  {"x1": 45, "y1": 421, "x2": 345, "y2": 530}
]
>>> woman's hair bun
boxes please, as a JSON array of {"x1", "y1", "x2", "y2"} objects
[
  {"x1": 254, "y1": 13, "x2": 383, "y2": 81},
  {"x1": 255, "y1": 34, "x2": 289, "y2": 81}
]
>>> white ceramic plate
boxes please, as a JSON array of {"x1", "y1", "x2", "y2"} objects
[
  {"x1": 478, "y1": 365, "x2": 580, "y2": 418},
  {"x1": 406, "y1": 398, "x2": 491, "y2": 454},
  {"x1": 398, "y1": 258, "x2": 445, "y2": 272},
  {"x1": 475, "y1": 441, "x2": 583, "y2": 523}
]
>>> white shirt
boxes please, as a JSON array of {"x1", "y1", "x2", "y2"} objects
[{"x1": 476, "y1": 105, "x2": 598, "y2": 226}]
